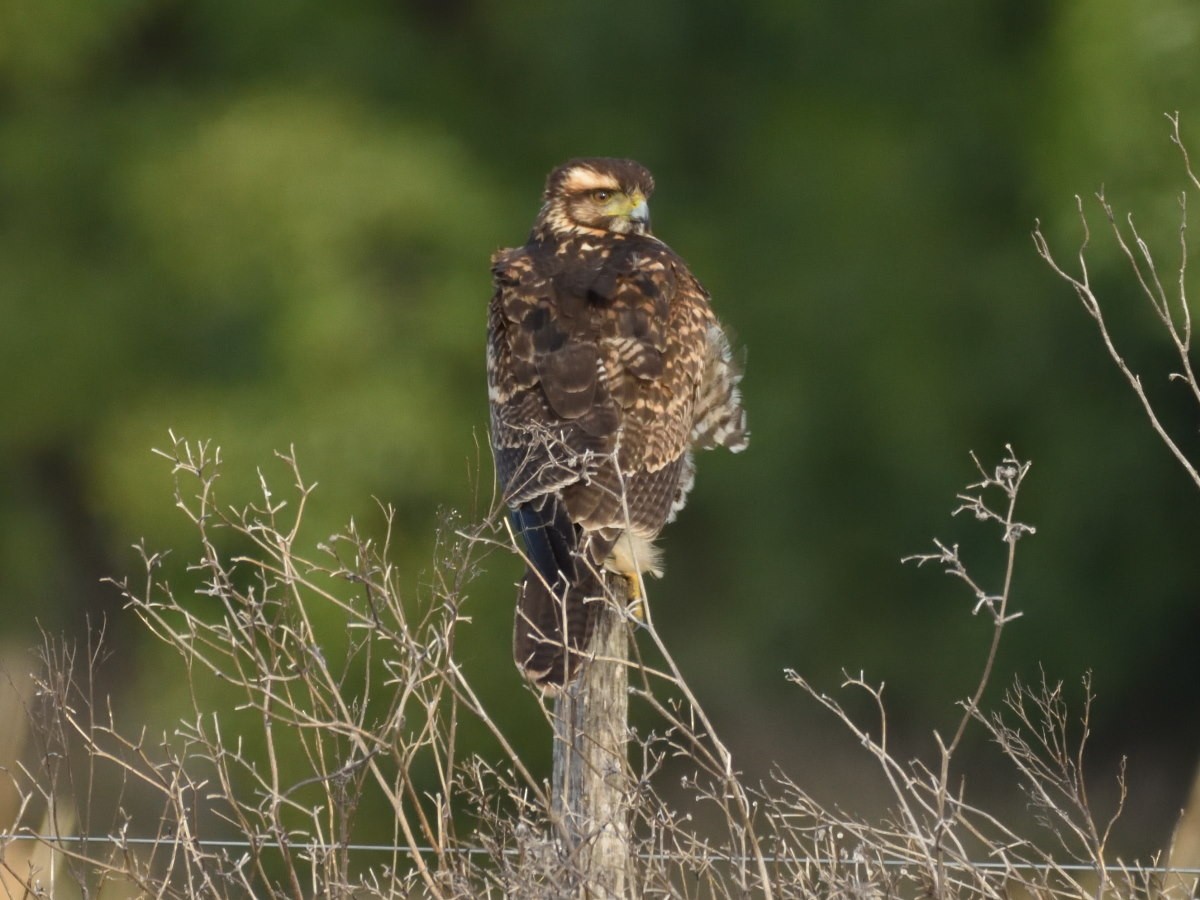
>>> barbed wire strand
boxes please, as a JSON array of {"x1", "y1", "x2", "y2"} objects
[{"x1": 1, "y1": 834, "x2": 1198, "y2": 876}]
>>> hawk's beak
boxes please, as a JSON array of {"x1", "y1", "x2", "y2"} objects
[{"x1": 629, "y1": 199, "x2": 650, "y2": 229}]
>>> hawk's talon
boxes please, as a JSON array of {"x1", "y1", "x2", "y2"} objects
[
  {"x1": 626, "y1": 596, "x2": 647, "y2": 623},
  {"x1": 622, "y1": 575, "x2": 648, "y2": 622}
]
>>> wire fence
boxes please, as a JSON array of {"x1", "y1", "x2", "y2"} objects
[{"x1": 2, "y1": 833, "x2": 1199, "y2": 877}]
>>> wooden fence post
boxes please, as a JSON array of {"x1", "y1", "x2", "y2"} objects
[{"x1": 552, "y1": 578, "x2": 632, "y2": 898}]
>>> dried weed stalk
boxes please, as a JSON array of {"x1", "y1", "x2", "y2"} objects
[
  {"x1": 1034, "y1": 110, "x2": 1200, "y2": 491},
  {"x1": 0, "y1": 441, "x2": 1187, "y2": 898},
  {"x1": 4, "y1": 116, "x2": 1200, "y2": 898}
]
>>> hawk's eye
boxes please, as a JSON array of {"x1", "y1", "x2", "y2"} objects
[{"x1": 591, "y1": 189, "x2": 613, "y2": 203}]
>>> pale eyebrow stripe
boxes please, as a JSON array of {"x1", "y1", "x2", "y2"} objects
[{"x1": 562, "y1": 169, "x2": 622, "y2": 193}]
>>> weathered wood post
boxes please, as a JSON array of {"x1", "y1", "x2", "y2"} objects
[{"x1": 552, "y1": 578, "x2": 633, "y2": 899}]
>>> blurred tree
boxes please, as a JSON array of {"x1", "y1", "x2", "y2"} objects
[{"x1": 1, "y1": 0, "x2": 1198, "y2": 855}]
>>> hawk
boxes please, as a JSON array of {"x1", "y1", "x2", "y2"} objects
[{"x1": 487, "y1": 157, "x2": 748, "y2": 686}]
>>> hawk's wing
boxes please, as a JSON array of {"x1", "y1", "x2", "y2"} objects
[
  {"x1": 488, "y1": 234, "x2": 745, "y2": 684},
  {"x1": 488, "y1": 236, "x2": 713, "y2": 532}
]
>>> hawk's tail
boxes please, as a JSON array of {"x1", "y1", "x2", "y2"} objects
[{"x1": 510, "y1": 500, "x2": 607, "y2": 686}]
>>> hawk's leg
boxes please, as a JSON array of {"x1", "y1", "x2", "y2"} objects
[
  {"x1": 604, "y1": 532, "x2": 661, "y2": 623},
  {"x1": 625, "y1": 578, "x2": 648, "y2": 623}
]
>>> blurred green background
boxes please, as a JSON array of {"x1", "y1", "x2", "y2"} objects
[{"x1": 3, "y1": 0, "x2": 1199, "y2": 858}]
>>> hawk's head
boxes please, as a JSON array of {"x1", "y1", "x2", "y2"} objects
[{"x1": 535, "y1": 158, "x2": 655, "y2": 239}]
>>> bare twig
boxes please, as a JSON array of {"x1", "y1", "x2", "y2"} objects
[
  {"x1": 1033, "y1": 114, "x2": 1200, "y2": 491},
  {"x1": 1, "y1": 430, "x2": 1187, "y2": 897}
]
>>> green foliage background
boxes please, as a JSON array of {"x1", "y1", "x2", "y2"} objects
[{"x1": 3, "y1": 0, "x2": 1199, "y2": 854}]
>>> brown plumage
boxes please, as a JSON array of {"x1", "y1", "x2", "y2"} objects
[{"x1": 487, "y1": 157, "x2": 748, "y2": 686}]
